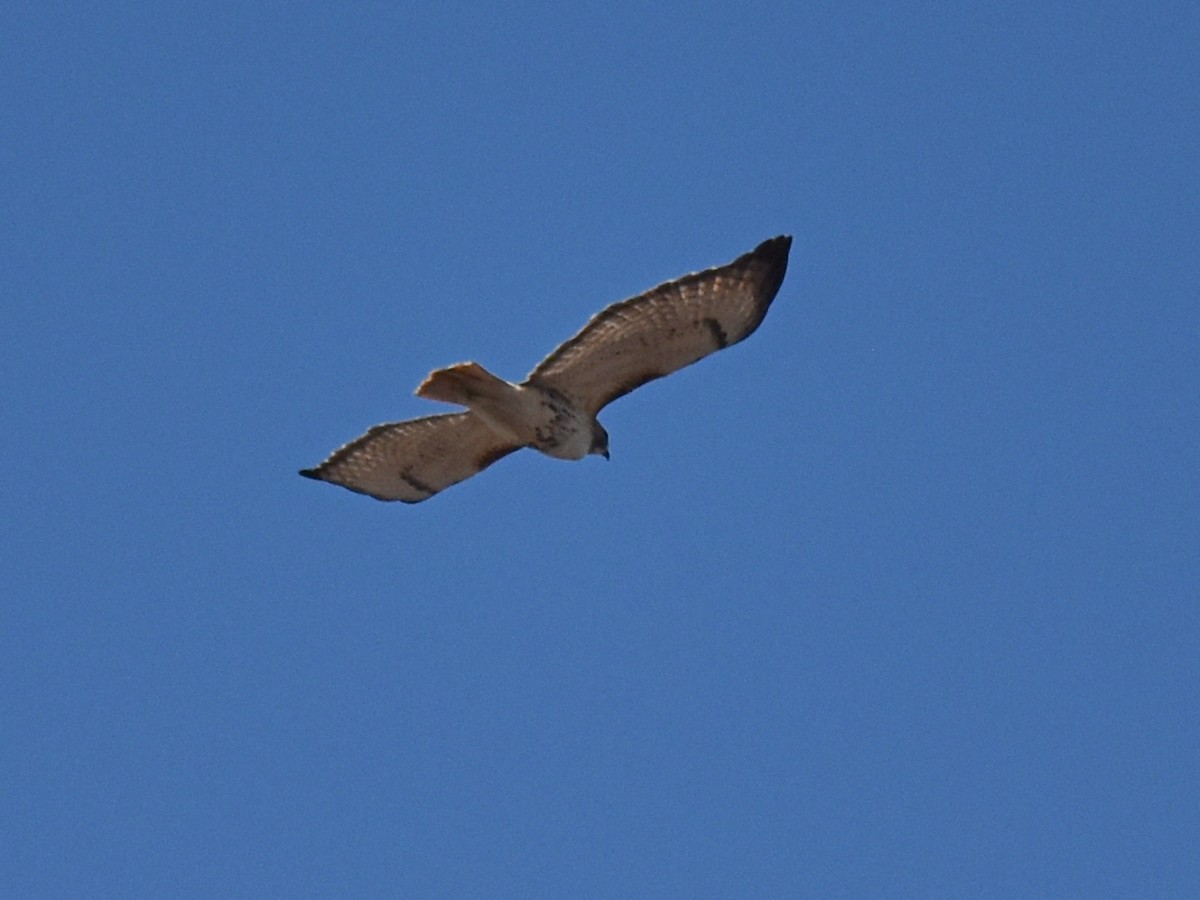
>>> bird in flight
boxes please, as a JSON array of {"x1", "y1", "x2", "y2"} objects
[{"x1": 301, "y1": 235, "x2": 792, "y2": 502}]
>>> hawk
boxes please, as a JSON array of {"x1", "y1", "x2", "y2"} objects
[{"x1": 301, "y1": 235, "x2": 792, "y2": 502}]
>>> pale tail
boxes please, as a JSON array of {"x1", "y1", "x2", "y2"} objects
[{"x1": 416, "y1": 362, "x2": 510, "y2": 406}]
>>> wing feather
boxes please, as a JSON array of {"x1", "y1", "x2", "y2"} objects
[
  {"x1": 300, "y1": 412, "x2": 521, "y2": 502},
  {"x1": 525, "y1": 235, "x2": 791, "y2": 414}
]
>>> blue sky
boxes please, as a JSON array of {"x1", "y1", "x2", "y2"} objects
[{"x1": 3, "y1": 2, "x2": 1198, "y2": 895}]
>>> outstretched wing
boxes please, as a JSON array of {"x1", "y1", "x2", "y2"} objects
[
  {"x1": 300, "y1": 412, "x2": 522, "y2": 502},
  {"x1": 525, "y1": 235, "x2": 791, "y2": 414}
]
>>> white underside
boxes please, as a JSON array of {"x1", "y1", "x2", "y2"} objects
[{"x1": 467, "y1": 381, "x2": 593, "y2": 460}]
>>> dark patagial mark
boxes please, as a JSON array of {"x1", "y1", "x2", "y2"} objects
[
  {"x1": 476, "y1": 444, "x2": 520, "y2": 471},
  {"x1": 599, "y1": 369, "x2": 664, "y2": 409},
  {"x1": 399, "y1": 471, "x2": 435, "y2": 497},
  {"x1": 702, "y1": 317, "x2": 728, "y2": 349},
  {"x1": 624, "y1": 370, "x2": 663, "y2": 393}
]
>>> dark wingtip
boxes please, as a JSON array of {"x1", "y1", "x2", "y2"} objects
[
  {"x1": 735, "y1": 235, "x2": 793, "y2": 334},
  {"x1": 738, "y1": 235, "x2": 793, "y2": 284},
  {"x1": 752, "y1": 234, "x2": 791, "y2": 287},
  {"x1": 754, "y1": 234, "x2": 792, "y2": 263},
  {"x1": 299, "y1": 468, "x2": 321, "y2": 480}
]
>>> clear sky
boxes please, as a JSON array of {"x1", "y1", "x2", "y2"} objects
[{"x1": 4, "y1": 3, "x2": 1198, "y2": 896}]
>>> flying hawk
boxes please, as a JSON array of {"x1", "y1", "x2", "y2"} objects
[{"x1": 301, "y1": 235, "x2": 792, "y2": 502}]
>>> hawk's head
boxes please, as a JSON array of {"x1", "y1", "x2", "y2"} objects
[{"x1": 590, "y1": 421, "x2": 610, "y2": 460}]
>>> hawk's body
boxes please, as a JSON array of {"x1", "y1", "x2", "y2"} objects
[
  {"x1": 301, "y1": 235, "x2": 791, "y2": 502},
  {"x1": 415, "y1": 362, "x2": 599, "y2": 460}
]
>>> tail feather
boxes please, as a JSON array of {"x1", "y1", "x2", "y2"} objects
[{"x1": 416, "y1": 362, "x2": 509, "y2": 406}]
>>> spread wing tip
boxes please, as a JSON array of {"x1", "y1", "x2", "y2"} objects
[
  {"x1": 757, "y1": 234, "x2": 792, "y2": 253},
  {"x1": 749, "y1": 234, "x2": 792, "y2": 279},
  {"x1": 738, "y1": 235, "x2": 792, "y2": 327}
]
